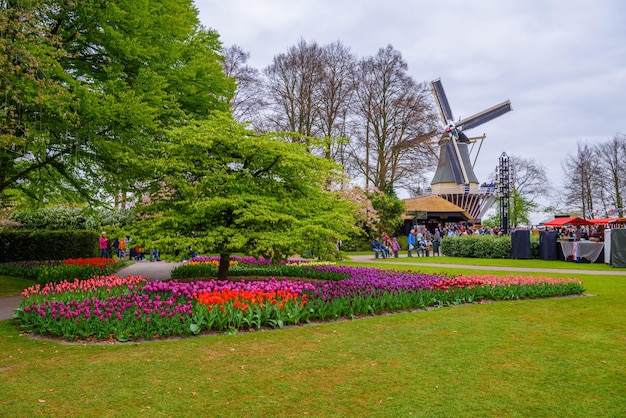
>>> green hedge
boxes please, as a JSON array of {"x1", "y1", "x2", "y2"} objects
[
  {"x1": 440, "y1": 234, "x2": 540, "y2": 259},
  {"x1": 0, "y1": 230, "x2": 99, "y2": 262}
]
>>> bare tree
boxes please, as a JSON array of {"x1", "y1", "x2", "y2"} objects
[
  {"x1": 510, "y1": 155, "x2": 551, "y2": 201},
  {"x1": 221, "y1": 45, "x2": 267, "y2": 129},
  {"x1": 595, "y1": 133, "x2": 626, "y2": 217},
  {"x1": 263, "y1": 39, "x2": 323, "y2": 145},
  {"x1": 314, "y1": 41, "x2": 357, "y2": 160},
  {"x1": 508, "y1": 155, "x2": 551, "y2": 226},
  {"x1": 562, "y1": 141, "x2": 601, "y2": 218},
  {"x1": 349, "y1": 45, "x2": 438, "y2": 192}
]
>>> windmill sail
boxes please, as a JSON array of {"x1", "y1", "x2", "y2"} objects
[
  {"x1": 428, "y1": 79, "x2": 511, "y2": 220},
  {"x1": 431, "y1": 79, "x2": 454, "y2": 123},
  {"x1": 447, "y1": 141, "x2": 464, "y2": 184},
  {"x1": 456, "y1": 100, "x2": 512, "y2": 131}
]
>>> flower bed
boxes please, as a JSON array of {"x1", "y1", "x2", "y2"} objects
[
  {"x1": 171, "y1": 257, "x2": 344, "y2": 281},
  {"x1": 14, "y1": 260, "x2": 586, "y2": 342},
  {"x1": 1, "y1": 257, "x2": 122, "y2": 283}
]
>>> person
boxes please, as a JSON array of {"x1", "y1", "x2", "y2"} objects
[
  {"x1": 391, "y1": 237, "x2": 400, "y2": 258},
  {"x1": 407, "y1": 229, "x2": 415, "y2": 257},
  {"x1": 112, "y1": 237, "x2": 119, "y2": 258},
  {"x1": 581, "y1": 228, "x2": 589, "y2": 240},
  {"x1": 416, "y1": 229, "x2": 423, "y2": 244},
  {"x1": 433, "y1": 228, "x2": 441, "y2": 256},
  {"x1": 99, "y1": 232, "x2": 109, "y2": 258},
  {"x1": 134, "y1": 246, "x2": 145, "y2": 261},
  {"x1": 371, "y1": 237, "x2": 384, "y2": 259},
  {"x1": 149, "y1": 248, "x2": 161, "y2": 262},
  {"x1": 382, "y1": 241, "x2": 390, "y2": 259},
  {"x1": 417, "y1": 237, "x2": 428, "y2": 257},
  {"x1": 117, "y1": 236, "x2": 126, "y2": 259},
  {"x1": 124, "y1": 236, "x2": 132, "y2": 258},
  {"x1": 382, "y1": 232, "x2": 392, "y2": 255}
]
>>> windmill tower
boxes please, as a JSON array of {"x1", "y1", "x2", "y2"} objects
[{"x1": 429, "y1": 79, "x2": 512, "y2": 221}]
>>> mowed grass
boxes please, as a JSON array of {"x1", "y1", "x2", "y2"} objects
[
  {"x1": 349, "y1": 252, "x2": 620, "y2": 271},
  {"x1": 0, "y1": 261, "x2": 624, "y2": 416},
  {"x1": 0, "y1": 276, "x2": 35, "y2": 298}
]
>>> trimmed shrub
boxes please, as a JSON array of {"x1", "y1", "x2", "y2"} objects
[
  {"x1": 0, "y1": 230, "x2": 99, "y2": 262},
  {"x1": 441, "y1": 235, "x2": 512, "y2": 258}
]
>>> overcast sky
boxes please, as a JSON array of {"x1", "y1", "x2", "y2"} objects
[{"x1": 194, "y1": 0, "x2": 626, "y2": 218}]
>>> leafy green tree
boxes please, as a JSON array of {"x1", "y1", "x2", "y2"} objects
[
  {"x1": 1, "y1": 0, "x2": 234, "y2": 209},
  {"x1": 366, "y1": 186, "x2": 405, "y2": 237},
  {"x1": 509, "y1": 189, "x2": 537, "y2": 227},
  {"x1": 132, "y1": 113, "x2": 358, "y2": 279},
  {"x1": 483, "y1": 190, "x2": 538, "y2": 228},
  {"x1": 484, "y1": 155, "x2": 550, "y2": 228},
  {"x1": 0, "y1": 0, "x2": 82, "y2": 206}
]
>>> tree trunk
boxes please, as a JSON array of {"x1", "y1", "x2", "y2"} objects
[{"x1": 218, "y1": 253, "x2": 231, "y2": 281}]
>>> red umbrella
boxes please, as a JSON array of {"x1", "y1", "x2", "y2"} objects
[{"x1": 543, "y1": 217, "x2": 595, "y2": 227}]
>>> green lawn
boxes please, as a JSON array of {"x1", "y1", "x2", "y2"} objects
[
  {"x1": 0, "y1": 275, "x2": 35, "y2": 298},
  {"x1": 350, "y1": 253, "x2": 621, "y2": 271},
  {"x1": 0, "y1": 261, "x2": 624, "y2": 417}
]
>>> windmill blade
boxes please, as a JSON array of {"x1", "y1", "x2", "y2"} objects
[
  {"x1": 430, "y1": 79, "x2": 454, "y2": 123},
  {"x1": 456, "y1": 100, "x2": 512, "y2": 131},
  {"x1": 445, "y1": 141, "x2": 466, "y2": 184},
  {"x1": 450, "y1": 139, "x2": 469, "y2": 184}
]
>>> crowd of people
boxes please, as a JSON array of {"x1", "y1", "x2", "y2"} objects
[
  {"x1": 99, "y1": 232, "x2": 158, "y2": 261},
  {"x1": 369, "y1": 221, "x2": 609, "y2": 260},
  {"x1": 554, "y1": 226, "x2": 603, "y2": 242},
  {"x1": 369, "y1": 222, "x2": 526, "y2": 259},
  {"x1": 371, "y1": 226, "x2": 444, "y2": 259}
]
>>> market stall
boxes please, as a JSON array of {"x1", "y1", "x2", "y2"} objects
[{"x1": 559, "y1": 241, "x2": 605, "y2": 263}]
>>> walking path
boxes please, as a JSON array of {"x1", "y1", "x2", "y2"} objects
[
  {"x1": 1, "y1": 257, "x2": 622, "y2": 321},
  {"x1": 348, "y1": 254, "x2": 626, "y2": 276}
]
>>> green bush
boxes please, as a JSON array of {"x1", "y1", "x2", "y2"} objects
[
  {"x1": 491, "y1": 236, "x2": 512, "y2": 258},
  {"x1": 396, "y1": 235, "x2": 408, "y2": 250},
  {"x1": 340, "y1": 236, "x2": 371, "y2": 252},
  {"x1": 441, "y1": 235, "x2": 512, "y2": 258},
  {"x1": 0, "y1": 230, "x2": 99, "y2": 262},
  {"x1": 530, "y1": 236, "x2": 540, "y2": 258}
]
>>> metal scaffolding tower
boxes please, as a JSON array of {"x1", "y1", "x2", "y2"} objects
[{"x1": 497, "y1": 152, "x2": 511, "y2": 234}]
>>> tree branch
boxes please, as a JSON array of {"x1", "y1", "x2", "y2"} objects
[{"x1": 253, "y1": 156, "x2": 280, "y2": 178}]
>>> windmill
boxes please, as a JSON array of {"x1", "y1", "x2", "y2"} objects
[{"x1": 429, "y1": 79, "x2": 512, "y2": 221}]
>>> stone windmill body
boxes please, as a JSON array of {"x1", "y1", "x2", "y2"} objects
[{"x1": 429, "y1": 79, "x2": 512, "y2": 222}]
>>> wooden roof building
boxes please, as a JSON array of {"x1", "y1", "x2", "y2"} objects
[{"x1": 403, "y1": 195, "x2": 472, "y2": 223}]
